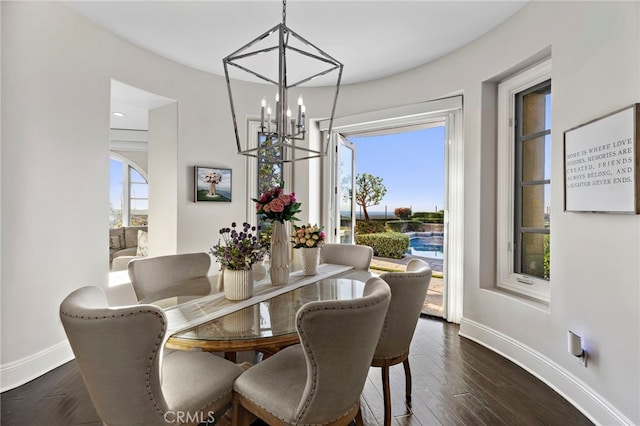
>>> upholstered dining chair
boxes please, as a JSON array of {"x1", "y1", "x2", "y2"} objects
[
  {"x1": 60, "y1": 285, "x2": 244, "y2": 426},
  {"x1": 374, "y1": 258, "x2": 433, "y2": 426},
  {"x1": 232, "y1": 277, "x2": 392, "y2": 426},
  {"x1": 320, "y1": 243, "x2": 374, "y2": 270},
  {"x1": 128, "y1": 252, "x2": 211, "y2": 303}
]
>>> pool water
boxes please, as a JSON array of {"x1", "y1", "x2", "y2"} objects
[{"x1": 408, "y1": 236, "x2": 444, "y2": 259}]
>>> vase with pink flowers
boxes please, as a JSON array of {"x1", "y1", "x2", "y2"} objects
[{"x1": 253, "y1": 185, "x2": 302, "y2": 285}]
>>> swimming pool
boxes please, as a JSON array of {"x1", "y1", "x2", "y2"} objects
[{"x1": 407, "y1": 233, "x2": 444, "y2": 259}]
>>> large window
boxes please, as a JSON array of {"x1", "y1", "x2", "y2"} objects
[
  {"x1": 110, "y1": 156, "x2": 148, "y2": 227},
  {"x1": 497, "y1": 59, "x2": 551, "y2": 302}
]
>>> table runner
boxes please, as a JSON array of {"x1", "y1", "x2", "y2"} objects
[{"x1": 164, "y1": 263, "x2": 353, "y2": 335}]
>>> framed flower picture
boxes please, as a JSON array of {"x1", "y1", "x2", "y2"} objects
[{"x1": 194, "y1": 166, "x2": 232, "y2": 202}]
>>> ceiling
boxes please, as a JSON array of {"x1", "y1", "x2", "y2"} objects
[{"x1": 64, "y1": 1, "x2": 528, "y2": 130}]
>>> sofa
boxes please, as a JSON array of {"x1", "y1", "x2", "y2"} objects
[{"x1": 109, "y1": 226, "x2": 147, "y2": 262}]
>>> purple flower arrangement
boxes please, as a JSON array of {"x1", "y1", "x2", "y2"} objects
[{"x1": 210, "y1": 222, "x2": 268, "y2": 271}]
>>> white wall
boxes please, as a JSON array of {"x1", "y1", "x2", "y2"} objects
[
  {"x1": 327, "y1": 2, "x2": 639, "y2": 424},
  {"x1": 148, "y1": 102, "x2": 178, "y2": 257},
  {"x1": 320, "y1": 2, "x2": 640, "y2": 424},
  {"x1": 1, "y1": 2, "x2": 638, "y2": 424},
  {"x1": 0, "y1": 1, "x2": 246, "y2": 389},
  {"x1": 2, "y1": 1, "x2": 112, "y2": 387}
]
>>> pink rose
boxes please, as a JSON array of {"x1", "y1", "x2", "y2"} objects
[
  {"x1": 278, "y1": 193, "x2": 291, "y2": 205},
  {"x1": 263, "y1": 203, "x2": 271, "y2": 213},
  {"x1": 269, "y1": 199, "x2": 285, "y2": 212},
  {"x1": 259, "y1": 193, "x2": 271, "y2": 203}
]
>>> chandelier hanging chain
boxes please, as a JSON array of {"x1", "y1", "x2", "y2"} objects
[{"x1": 282, "y1": 0, "x2": 287, "y2": 26}]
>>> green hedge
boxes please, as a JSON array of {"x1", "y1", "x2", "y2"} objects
[
  {"x1": 385, "y1": 220, "x2": 423, "y2": 232},
  {"x1": 412, "y1": 211, "x2": 444, "y2": 223},
  {"x1": 355, "y1": 220, "x2": 386, "y2": 234},
  {"x1": 356, "y1": 232, "x2": 409, "y2": 259}
]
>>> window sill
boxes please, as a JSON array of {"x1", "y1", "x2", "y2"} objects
[
  {"x1": 497, "y1": 274, "x2": 550, "y2": 303},
  {"x1": 482, "y1": 287, "x2": 551, "y2": 313}
]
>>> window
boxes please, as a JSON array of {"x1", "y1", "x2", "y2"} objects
[
  {"x1": 256, "y1": 135, "x2": 284, "y2": 235},
  {"x1": 110, "y1": 156, "x2": 148, "y2": 227},
  {"x1": 257, "y1": 135, "x2": 283, "y2": 196},
  {"x1": 244, "y1": 125, "x2": 291, "y2": 236},
  {"x1": 128, "y1": 166, "x2": 149, "y2": 226},
  {"x1": 515, "y1": 81, "x2": 551, "y2": 279},
  {"x1": 497, "y1": 59, "x2": 551, "y2": 302}
]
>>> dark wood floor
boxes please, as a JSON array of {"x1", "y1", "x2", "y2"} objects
[{"x1": 1, "y1": 317, "x2": 593, "y2": 426}]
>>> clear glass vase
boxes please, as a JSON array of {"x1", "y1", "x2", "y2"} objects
[{"x1": 269, "y1": 220, "x2": 290, "y2": 285}]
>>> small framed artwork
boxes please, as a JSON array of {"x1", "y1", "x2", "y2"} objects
[
  {"x1": 194, "y1": 166, "x2": 232, "y2": 202},
  {"x1": 564, "y1": 103, "x2": 639, "y2": 213}
]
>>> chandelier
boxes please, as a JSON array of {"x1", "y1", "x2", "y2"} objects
[{"x1": 223, "y1": 0, "x2": 343, "y2": 163}]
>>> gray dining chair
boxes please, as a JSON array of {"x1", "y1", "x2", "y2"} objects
[
  {"x1": 374, "y1": 258, "x2": 432, "y2": 425},
  {"x1": 60, "y1": 285, "x2": 244, "y2": 426},
  {"x1": 128, "y1": 252, "x2": 211, "y2": 303},
  {"x1": 320, "y1": 243, "x2": 374, "y2": 270},
  {"x1": 232, "y1": 277, "x2": 392, "y2": 425}
]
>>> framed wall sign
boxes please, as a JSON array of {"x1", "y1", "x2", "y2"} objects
[
  {"x1": 194, "y1": 166, "x2": 232, "y2": 202},
  {"x1": 564, "y1": 103, "x2": 639, "y2": 213}
]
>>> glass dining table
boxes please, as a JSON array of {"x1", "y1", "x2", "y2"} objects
[{"x1": 152, "y1": 264, "x2": 374, "y2": 361}]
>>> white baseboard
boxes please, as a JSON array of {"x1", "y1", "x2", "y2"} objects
[
  {"x1": 1, "y1": 340, "x2": 74, "y2": 392},
  {"x1": 459, "y1": 317, "x2": 633, "y2": 426}
]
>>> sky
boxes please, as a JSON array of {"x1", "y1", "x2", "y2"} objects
[
  {"x1": 110, "y1": 159, "x2": 124, "y2": 209},
  {"x1": 349, "y1": 126, "x2": 445, "y2": 215}
]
